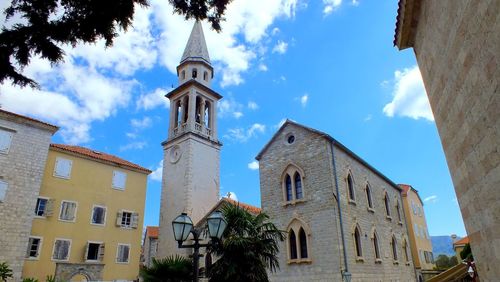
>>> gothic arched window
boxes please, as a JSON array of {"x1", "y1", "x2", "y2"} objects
[
  {"x1": 402, "y1": 239, "x2": 409, "y2": 262},
  {"x1": 396, "y1": 200, "x2": 402, "y2": 222},
  {"x1": 282, "y1": 165, "x2": 305, "y2": 203},
  {"x1": 289, "y1": 230, "x2": 297, "y2": 260},
  {"x1": 287, "y1": 218, "x2": 311, "y2": 264},
  {"x1": 373, "y1": 231, "x2": 380, "y2": 259},
  {"x1": 294, "y1": 172, "x2": 303, "y2": 199},
  {"x1": 347, "y1": 173, "x2": 355, "y2": 201},
  {"x1": 366, "y1": 185, "x2": 373, "y2": 209},
  {"x1": 392, "y1": 236, "x2": 398, "y2": 261},
  {"x1": 354, "y1": 226, "x2": 362, "y2": 258},
  {"x1": 285, "y1": 174, "x2": 293, "y2": 201},
  {"x1": 299, "y1": 228, "x2": 308, "y2": 259},
  {"x1": 384, "y1": 193, "x2": 391, "y2": 218}
]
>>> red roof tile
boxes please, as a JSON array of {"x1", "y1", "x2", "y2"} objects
[
  {"x1": 454, "y1": 236, "x2": 469, "y2": 246},
  {"x1": 224, "y1": 198, "x2": 262, "y2": 214},
  {"x1": 146, "y1": 226, "x2": 159, "y2": 238},
  {"x1": 50, "y1": 144, "x2": 152, "y2": 174},
  {"x1": 0, "y1": 109, "x2": 59, "y2": 132}
]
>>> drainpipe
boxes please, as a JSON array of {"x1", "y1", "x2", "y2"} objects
[{"x1": 331, "y1": 141, "x2": 349, "y2": 278}]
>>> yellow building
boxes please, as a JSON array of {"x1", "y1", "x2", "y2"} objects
[
  {"x1": 400, "y1": 184, "x2": 435, "y2": 281},
  {"x1": 22, "y1": 144, "x2": 151, "y2": 281}
]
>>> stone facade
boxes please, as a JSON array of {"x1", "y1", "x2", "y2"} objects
[
  {"x1": 394, "y1": 1, "x2": 499, "y2": 280},
  {"x1": 0, "y1": 109, "x2": 58, "y2": 280},
  {"x1": 54, "y1": 262, "x2": 104, "y2": 281},
  {"x1": 257, "y1": 121, "x2": 415, "y2": 281}
]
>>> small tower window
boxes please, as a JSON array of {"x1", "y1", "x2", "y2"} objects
[
  {"x1": 204, "y1": 101, "x2": 211, "y2": 128},
  {"x1": 195, "y1": 96, "x2": 202, "y2": 124},
  {"x1": 183, "y1": 96, "x2": 189, "y2": 123},
  {"x1": 203, "y1": 71, "x2": 208, "y2": 81},
  {"x1": 181, "y1": 70, "x2": 186, "y2": 80},
  {"x1": 192, "y1": 68, "x2": 198, "y2": 78}
]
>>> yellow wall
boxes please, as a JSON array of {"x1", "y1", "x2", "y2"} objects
[
  {"x1": 402, "y1": 188, "x2": 435, "y2": 270},
  {"x1": 23, "y1": 148, "x2": 148, "y2": 281}
]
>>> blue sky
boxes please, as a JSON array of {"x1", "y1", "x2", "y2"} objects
[{"x1": 0, "y1": 0, "x2": 466, "y2": 236}]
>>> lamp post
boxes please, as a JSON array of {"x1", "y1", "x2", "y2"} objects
[
  {"x1": 172, "y1": 211, "x2": 227, "y2": 282},
  {"x1": 342, "y1": 270, "x2": 352, "y2": 282}
]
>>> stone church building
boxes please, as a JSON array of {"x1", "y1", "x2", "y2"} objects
[{"x1": 257, "y1": 120, "x2": 416, "y2": 281}]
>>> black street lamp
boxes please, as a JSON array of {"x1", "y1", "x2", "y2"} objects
[{"x1": 172, "y1": 211, "x2": 227, "y2": 282}]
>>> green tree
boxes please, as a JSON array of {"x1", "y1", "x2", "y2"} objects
[
  {"x1": 0, "y1": 262, "x2": 13, "y2": 282},
  {"x1": 209, "y1": 204, "x2": 286, "y2": 282},
  {"x1": 449, "y1": 255, "x2": 458, "y2": 266},
  {"x1": 435, "y1": 254, "x2": 451, "y2": 270},
  {"x1": 460, "y1": 243, "x2": 474, "y2": 261},
  {"x1": 0, "y1": 0, "x2": 232, "y2": 88},
  {"x1": 140, "y1": 255, "x2": 192, "y2": 282}
]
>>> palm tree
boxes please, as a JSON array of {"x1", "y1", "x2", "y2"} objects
[
  {"x1": 209, "y1": 203, "x2": 286, "y2": 282},
  {"x1": 140, "y1": 255, "x2": 192, "y2": 282}
]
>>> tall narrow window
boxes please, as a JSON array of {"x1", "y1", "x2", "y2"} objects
[
  {"x1": 289, "y1": 230, "x2": 297, "y2": 259},
  {"x1": 203, "y1": 71, "x2": 208, "y2": 81},
  {"x1": 384, "y1": 194, "x2": 391, "y2": 217},
  {"x1": 294, "y1": 172, "x2": 303, "y2": 199},
  {"x1": 175, "y1": 101, "x2": 182, "y2": 126},
  {"x1": 204, "y1": 101, "x2": 211, "y2": 128},
  {"x1": 192, "y1": 68, "x2": 198, "y2": 78},
  {"x1": 181, "y1": 70, "x2": 186, "y2": 79},
  {"x1": 403, "y1": 240, "x2": 409, "y2": 262},
  {"x1": 373, "y1": 232, "x2": 380, "y2": 259},
  {"x1": 285, "y1": 174, "x2": 293, "y2": 201},
  {"x1": 392, "y1": 236, "x2": 398, "y2": 261},
  {"x1": 347, "y1": 174, "x2": 355, "y2": 201},
  {"x1": 26, "y1": 237, "x2": 42, "y2": 259},
  {"x1": 366, "y1": 185, "x2": 373, "y2": 208},
  {"x1": 195, "y1": 96, "x2": 202, "y2": 123},
  {"x1": 354, "y1": 226, "x2": 362, "y2": 257},
  {"x1": 396, "y1": 200, "x2": 402, "y2": 222},
  {"x1": 183, "y1": 97, "x2": 189, "y2": 123},
  {"x1": 299, "y1": 228, "x2": 308, "y2": 259}
]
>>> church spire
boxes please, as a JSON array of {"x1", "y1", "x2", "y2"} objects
[{"x1": 180, "y1": 21, "x2": 210, "y2": 65}]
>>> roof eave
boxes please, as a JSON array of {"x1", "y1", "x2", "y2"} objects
[
  {"x1": 165, "y1": 79, "x2": 223, "y2": 100},
  {"x1": 393, "y1": 0, "x2": 421, "y2": 50}
]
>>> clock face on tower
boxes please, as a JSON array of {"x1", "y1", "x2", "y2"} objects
[{"x1": 169, "y1": 145, "x2": 182, "y2": 163}]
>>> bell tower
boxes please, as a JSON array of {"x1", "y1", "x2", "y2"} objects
[{"x1": 157, "y1": 21, "x2": 222, "y2": 258}]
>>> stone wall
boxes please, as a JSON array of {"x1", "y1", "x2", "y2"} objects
[
  {"x1": 54, "y1": 262, "x2": 104, "y2": 281},
  {"x1": 409, "y1": 0, "x2": 499, "y2": 279},
  {"x1": 258, "y1": 122, "x2": 415, "y2": 281},
  {"x1": 0, "y1": 114, "x2": 55, "y2": 280}
]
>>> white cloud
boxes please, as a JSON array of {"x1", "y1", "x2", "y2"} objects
[
  {"x1": 120, "y1": 141, "x2": 148, "y2": 151},
  {"x1": 136, "y1": 88, "x2": 171, "y2": 111},
  {"x1": 218, "y1": 97, "x2": 244, "y2": 119},
  {"x1": 258, "y1": 63, "x2": 268, "y2": 72},
  {"x1": 424, "y1": 195, "x2": 438, "y2": 203},
  {"x1": 248, "y1": 101, "x2": 259, "y2": 110},
  {"x1": 272, "y1": 40, "x2": 288, "y2": 54},
  {"x1": 300, "y1": 94, "x2": 309, "y2": 107},
  {"x1": 351, "y1": 0, "x2": 360, "y2": 6},
  {"x1": 150, "y1": 160, "x2": 163, "y2": 181},
  {"x1": 151, "y1": 0, "x2": 299, "y2": 87},
  {"x1": 248, "y1": 161, "x2": 259, "y2": 170},
  {"x1": 383, "y1": 65, "x2": 434, "y2": 121},
  {"x1": 323, "y1": 0, "x2": 342, "y2": 15},
  {"x1": 224, "y1": 123, "x2": 266, "y2": 142},
  {"x1": 272, "y1": 27, "x2": 280, "y2": 35},
  {"x1": 131, "y1": 116, "x2": 152, "y2": 129},
  {"x1": 364, "y1": 114, "x2": 372, "y2": 122}
]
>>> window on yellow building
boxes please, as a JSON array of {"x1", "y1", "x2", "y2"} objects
[
  {"x1": 26, "y1": 237, "x2": 42, "y2": 259},
  {"x1": 85, "y1": 242, "x2": 105, "y2": 261},
  {"x1": 91, "y1": 205, "x2": 106, "y2": 225},
  {"x1": 59, "y1": 201, "x2": 77, "y2": 221},
  {"x1": 53, "y1": 157, "x2": 72, "y2": 179},
  {"x1": 35, "y1": 197, "x2": 54, "y2": 217},
  {"x1": 116, "y1": 210, "x2": 139, "y2": 229},
  {"x1": 52, "y1": 239, "x2": 71, "y2": 261},
  {"x1": 116, "y1": 244, "x2": 130, "y2": 263},
  {"x1": 112, "y1": 170, "x2": 127, "y2": 190}
]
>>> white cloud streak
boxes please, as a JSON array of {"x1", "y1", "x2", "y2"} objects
[
  {"x1": 424, "y1": 195, "x2": 438, "y2": 203},
  {"x1": 383, "y1": 65, "x2": 434, "y2": 121},
  {"x1": 150, "y1": 160, "x2": 163, "y2": 181},
  {"x1": 248, "y1": 161, "x2": 259, "y2": 170},
  {"x1": 272, "y1": 40, "x2": 288, "y2": 54},
  {"x1": 224, "y1": 123, "x2": 266, "y2": 142}
]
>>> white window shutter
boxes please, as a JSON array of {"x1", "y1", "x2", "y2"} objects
[
  {"x1": 45, "y1": 199, "x2": 54, "y2": 217},
  {"x1": 131, "y1": 212, "x2": 139, "y2": 229},
  {"x1": 0, "y1": 180, "x2": 8, "y2": 202},
  {"x1": 112, "y1": 171, "x2": 127, "y2": 190},
  {"x1": 116, "y1": 211, "x2": 123, "y2": 226},
  {"x1": 54, "y1": 158, "x2": 73, "y2": 179},
  {"x1": 26, "y1": 238, "x2": 33, "y2": 258},
  {"x1": 84, "y1": 242, "x2": 89, "y2": 260},
  {"x1": 98, "y1": 243, "x2": 105, "y2": 261},
  {"x1": 0, "y1": 130, "x2": 13, "y2": 153}
]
